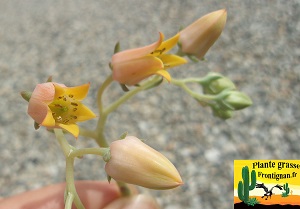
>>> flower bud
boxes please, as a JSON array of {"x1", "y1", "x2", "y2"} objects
[
  {"x1": 211, "y1": 105, "x2": 233, "y2": 120},
  {"x1": 105, "y1": 136, "x2": 183, "y2": 190},
  {"x1": 204, "y1": 76, "x2": 236, "y2": 95},
  {"x1": 223, "y1": 91, "x2": 252, "y2": 110},
  {"x1": 179, "y1": 9, "x2": 227, "y2": 59}
]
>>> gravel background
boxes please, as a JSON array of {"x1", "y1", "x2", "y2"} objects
[{"x1": 0, "y1": 0, "x2": 299, "y2": 208}]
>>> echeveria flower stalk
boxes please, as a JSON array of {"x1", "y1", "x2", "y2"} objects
[
  {"x1": 105, "y1": 136, "x2": 183, "y2": 190},
  {"x1": 111, "y1": 32, "x2": 187, "y2": 86},
  {"x1": 179, "y1": 9, "x2": 227, "y2": 59},
  {"x1": 201, "y1": 73, "x2": 236, "y2": 95},
  {"x1": 28, "y1": 82, "x2": 96, "y2": 138}
]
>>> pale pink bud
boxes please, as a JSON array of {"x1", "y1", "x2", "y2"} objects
[
  {"x1": 105, "y1": 136, "x2": 183, "y2": 190},
  {"x1": 179, "y1": 9, "x2": 227, "y2": 59}
]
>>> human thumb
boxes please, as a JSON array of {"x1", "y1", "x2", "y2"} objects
[{"x1": 103, "y1": 194, "x2": 160, "y2": 209}]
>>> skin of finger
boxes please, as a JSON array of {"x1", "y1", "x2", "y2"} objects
[
  {"x1": 103, "y1": 194, "x2": 160, "y2": 209},
  {"x1": 0, "y1": 181, "x2": 121, "y2": 209}
]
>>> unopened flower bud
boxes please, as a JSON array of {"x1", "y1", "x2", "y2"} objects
[
  {"x1": 179, "y1": 9, "x2": 227, "y2": 59},
  {"x1": 204, "y1": 76, "x2": 236, "y2": 95},
  {"x1": 223, "y1": 91, "x2": 252, "y2": 110},
  {"x1": 105, "y1": 136, "x2": 183, "y2": 190},
  {"x1": 211, "y1": 105, "x2": 233, "y2": 120}
]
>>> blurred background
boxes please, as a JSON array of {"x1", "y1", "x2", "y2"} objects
[{"x1": 0, "y1": 0, "x2": 299, "y2": 208}]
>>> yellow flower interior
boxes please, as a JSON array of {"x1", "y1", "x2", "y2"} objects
[
  {"x1": 48, "y1": 94, "x2": 79, "y2": 125},
  {"x1": 150, "y1": 47, "x2": 166, "y2": 56}
]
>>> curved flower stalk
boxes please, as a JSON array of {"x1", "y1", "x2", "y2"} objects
[
  {"x1": 28, "y1": 82, "x2": 96, "y2": 138},
  {"x1": 111, "y1": 32, "x2": 187, "y2": 86},
  {"x1": 105, "y1": 136, "x2": 183, "y2": 190},
  {"x1": 179, "y1": 9, "x2": 227, "y2": 59}
]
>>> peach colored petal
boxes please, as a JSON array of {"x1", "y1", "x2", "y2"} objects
[
  {"x1": 28, "y1": 97, "x2": 52, "y2": 125},
  {"x1": 30, "y1": 83, "x2": 55, "y2": 103},
  {"x1": 113, "y1": 56, "x2": 163, "y2": 85},
  {"x1": 112, "y1": 32, "x2": 164, "y2": 64}
]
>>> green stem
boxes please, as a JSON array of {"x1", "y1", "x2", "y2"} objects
[
  {"x1": 69, "y1": 147, "x2": 109, "y2": 158},
  {"x1": 171, "y1": 78, "x2": 216, "y2": 105},
  {"x1": 97, "y1": 74, "x2": 114, "y2": 114},
  {"x1": 176, "y1": 48, "x2": 186, "y2": 57},
  {"x1": 117, "y1": 181, "x2": 132, "y2": 197},
  {"x1": 54, "y1": 129, "x2": 85, "y2": 209},
  {"x1": 104, "y1": 76, "x2": 161, "y2": 115},
  {"x1": 66, "y1": 157, "x2": 85, "y2": 209},
  {"x1": 64, "y1": 192, "x2": 74, "y2": 209},
  {"x1": 94, "y1": 74, "x2": 114, "y2": 147},
  {"x1": 54, "y1": 128, "x2": 72, "y2": 157},
  {"x1": 95, "y1": 114, "x2": 109, "y2": 147},
  {"x1": 79, "y1": 127, "x2": 98, "y2": 140},
  {"x1": 94, "y1": 76, "x2": 161, "y2": 147},
  {"x1": 93, "y1": 76, "x2": 162, "y2": 197},
  {"x1": 173, "y1": 77, "x2": 208, "y2": 84}
]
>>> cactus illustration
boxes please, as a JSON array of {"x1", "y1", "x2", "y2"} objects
[
  {"x1": 238, "y1": 166, "x2": 257, "y2": 203},
  {"x1": 246, "y1": 197, "x2": 260, "y2": 206},
  {"x1": 282, "y1": 183, "x2": 290, "y2": 197}
]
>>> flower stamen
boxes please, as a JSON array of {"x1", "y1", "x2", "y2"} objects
[
  {"x1": 151, "y1": 48, "x2": 166, "y2": 55},
  {"x1": 49, "y1": 95, "x2": 81, "y2": 125}
]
